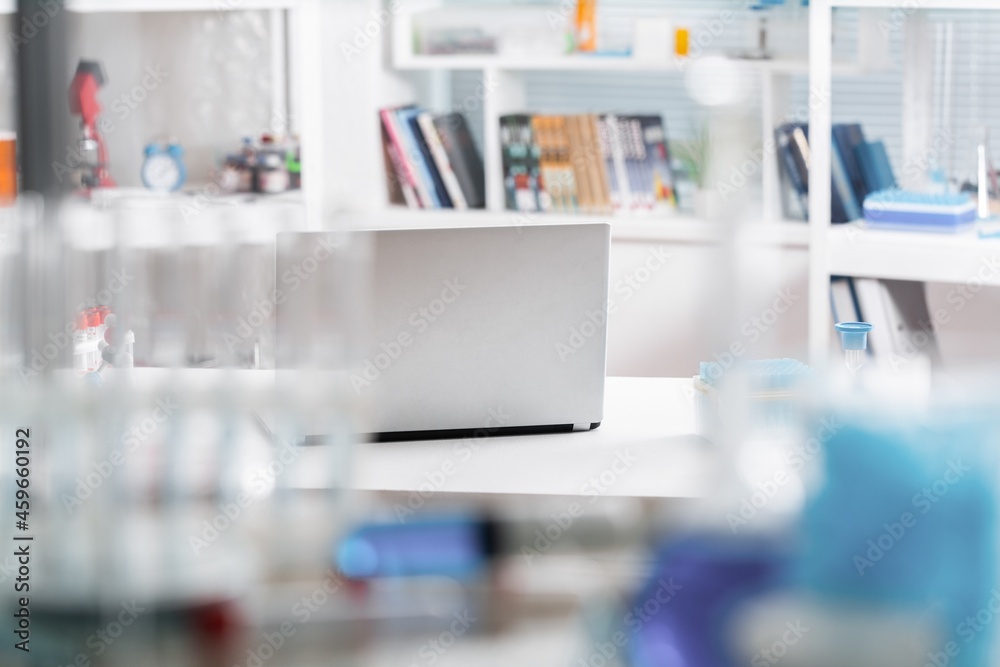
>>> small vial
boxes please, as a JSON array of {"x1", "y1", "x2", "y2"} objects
[
  {"x1": 834, "y1": 322, "x2": 873, "y2": 376},
  {"x1": 845, "y1": 348, "x2": 864, "y2": 375}
]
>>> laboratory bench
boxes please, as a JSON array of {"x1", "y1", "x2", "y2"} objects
[{"x1": 123, "y1": 369, "x2": 716, "y2": 499}]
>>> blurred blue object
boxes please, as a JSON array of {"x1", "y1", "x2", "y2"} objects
[
  {"x1": 834, "y1": 322, "x2": 872, "y2": 375},
  {"x1": 834, "y1": 322, "x2": 872, "y2": 351},
  {"x1": 698, "y1": 358, "x2": 811, "y2": 391},
  {"x1": 629, "y1": 535, "x2": 789, "y2": 667},
  {"x1": 336, "y1": 515, "x2": 493, "y2": 580},
  {"x1": 799, "y1": 412, "x2": 999, "y2": 666}
]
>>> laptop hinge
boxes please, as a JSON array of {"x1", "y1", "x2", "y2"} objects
[{"x1": 572, "y1": 422, "x2": 591, "y2": 432}]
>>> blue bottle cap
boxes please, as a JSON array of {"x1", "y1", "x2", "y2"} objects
[{"x1": 834, "y1": 322, "x2": 873, "y2": 351}]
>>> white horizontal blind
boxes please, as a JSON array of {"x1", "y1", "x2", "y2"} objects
[
  {"x1": 451, "y1": 2, "x2": 1000, "y2": 191},
  {"x1": 924, "y1": 9, "x2": 1000, "y2": 186}
]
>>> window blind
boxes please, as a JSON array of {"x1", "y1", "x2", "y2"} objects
[{"x1": 450, "y1": 2, "x2": 1000, "y2": 191}]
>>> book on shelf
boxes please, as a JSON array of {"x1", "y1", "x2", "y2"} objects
[
  {"x1": 830, "y1": 276, "x2": 862, "y2": 325},
  {"x1": 500, "y1": 114, "x2": 542, "y2": 212},
  {"x1": 500, "y1": 112, "x2": 677, "y2": 215},
  {"x1": 417, "y1": 112, "x2": 467, "y2": 209},
  {"x1": 776, "y1": 122, "x2": 897, "y2": 224},
  {"x1": 380, "y1": 106, "x2": 420, "y2": 208},
  {"x1": 856, "y1": 140, "x2": 897, "y2": 194},
  {"x1": 433, "y1": 113, "x2": 486, "y2": 209},
  {"x1": 832, "y1": 123, "x2": 868, "y2": 205},
  {"x1": 379, "y1": 106, "x2": 485, "y2": 210},
  {"x1": 852, "y1": 278, "x2": 938, "y2": 365}
]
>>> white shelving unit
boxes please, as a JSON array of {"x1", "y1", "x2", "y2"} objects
[
  {"x1": 5, "y1": 0, "x2": 324, "y2": 228},
  {"x1": 393, "y1": 53, "x2": 874, "y2": 76},
  {"x1": 65, "y1": 0, "x2": 305, "y2": 10},
  {"x1": 829, "y1": 224, "x2": 1000, "y2": 286},
  {"x1": 353, "y1": 208, "x2": 810, "y2": 247},
  {"x1": 378, "y1": 1, "x2": 890, "y2": 242},
  {"x1": 808, "y1": 0, "x2": 1000, "y2": 365}
]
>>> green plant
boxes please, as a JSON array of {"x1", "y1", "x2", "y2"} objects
[{"x1": 674, "y1": 121, "x2": 712, "y2": 190}]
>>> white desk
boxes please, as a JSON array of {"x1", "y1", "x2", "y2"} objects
[
  {"x1": 349, "y1": 377, "x2": 715, "y2": 498},
  {"x1": 124, "y1": 371, "x2": 714, "y2": 499}
]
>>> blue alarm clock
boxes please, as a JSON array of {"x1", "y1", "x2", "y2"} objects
[{"x1": 141, "y1": 141, "x2": 187, "y2": 192}]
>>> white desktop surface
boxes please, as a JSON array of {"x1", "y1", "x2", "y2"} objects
[
  {"x1": 126, "y1": 370, "x2": 714, "y2": 498},
  {"x1": 350, "y1": 376, "x2": 714, "y2": 498}
]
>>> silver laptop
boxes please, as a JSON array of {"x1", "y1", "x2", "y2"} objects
[{"x1": 276, "y1": 222, "x2": 610, "y2": 441}]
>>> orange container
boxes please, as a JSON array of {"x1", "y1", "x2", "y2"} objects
[
  {"x1": 575, "y1": 0, "x2": 597, "y2": 52},
  {"x1": 675, "y1": 27, "x2": 691, "y2": 58},
  {"x1": 0, "y1": 132, "x2": 15, "y2": 206}
]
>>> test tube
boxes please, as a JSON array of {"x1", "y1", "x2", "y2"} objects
[{"x1": 834, "y1": 322, "x2": 873, "y2": 375}]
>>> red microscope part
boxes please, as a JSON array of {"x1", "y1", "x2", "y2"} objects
[{"x1": 69, "y1": 60, "x2": 115, "y2": 189}]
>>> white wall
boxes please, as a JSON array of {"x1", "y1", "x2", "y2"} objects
[
  {"x1": 67, "y1": 10, "x2": 276, "y2": 188},
  {"x1": 926, "y1": 283, "x2": 1000, "y2": 371},
  {"x1": 607, "y1": 241, "x2": 809, "y2": 377}
]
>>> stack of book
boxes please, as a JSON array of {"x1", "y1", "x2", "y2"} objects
[
  {"x1": 776, "y1": 122, "x2": 897, "y2": 223},
  {"x1": 500, "y1": 113, "x2": 677, "y2": 214},
  {"x1": 380, "y1": 106, "x2": 486, "y2": 209}
]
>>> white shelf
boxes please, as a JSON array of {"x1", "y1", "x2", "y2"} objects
[
  {"x1": 346, "y1": 377, "x2": 714, "y2": 498},
  {"x1": 395, "y1": 53, "x2": 873, "y2": 76},
  {"x1": 65, "y1": 0, "x2": 304, "y2": 12},
  {"x1": 829, "y1": 0, "x2": 1000, "y2": 8},
  {"x1": 829, "y1": 222, "x2": 1000, "y2": 285},
  {"x1": 351, "y1": 209, "x2": 810, "y2": 247}
]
